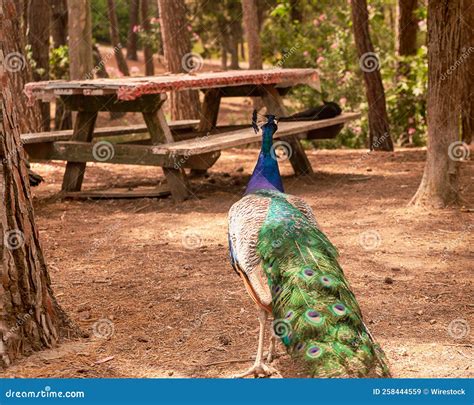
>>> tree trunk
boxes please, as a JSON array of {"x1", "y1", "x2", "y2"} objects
[
  {"x1": 410, "y1": 0, "x2": 463, "y2": 207},
  {"x1": 27, "y1": 0, "x2": 50, "y2": 131},
  {"x1": 460, "y1": 0, "x2": 473, "y2": 144},
  {"x1": 229, "y1": 19, "x2": 241, "y2": 69},
  {"x1": 0, "y1": 0, "x2": 77, "y2": 369},
  {"x1": 68, "y1": 0, "x2": 93, "y2": 80},
  {"x1": 141, "y1": 0, "x2": 155, "y2": 76},
  {"x1": 50, "y1": 0, "x2": 72, "y2": 130},
  {"x1": 157, "y1": 0, "x2": 200, "y2": 120},
  {"x1": 397, "y1": 0, "x2": 419, "y2": 145},
  {"x1": 107, "y1": 0, "x2": 130, "y2": 76},
  {"x1": 221, "y1": 42, "x2": 228, "y2": 70},
  {"x1": 51, "y1": 0, "x2": 68, "y2": 48},
  {"x1": 126, "y1": 0, "x2": 139, "y2": 61},
  {"x1": 242, "y1": 0, "x2": 263, "y2": 69},
  {"x1": 351, "y1": 0, "x2": 394, "y2": 151}
]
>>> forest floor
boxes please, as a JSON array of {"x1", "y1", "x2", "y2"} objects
[{"x1": 3, "y1": 144, "x2": 473, "y2": 378}]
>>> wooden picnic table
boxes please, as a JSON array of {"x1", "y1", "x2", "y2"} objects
[{"x1": 24, "y1": 69, "x2": 359, "y2": 201}]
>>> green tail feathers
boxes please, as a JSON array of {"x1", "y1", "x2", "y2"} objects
[{"x1": 256, "y1": 190, "x2": 390, "y2": 378}]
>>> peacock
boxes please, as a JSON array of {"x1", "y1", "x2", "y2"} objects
[{"x1": 227, "y1": 112, "x2": 390, "y2": 378}]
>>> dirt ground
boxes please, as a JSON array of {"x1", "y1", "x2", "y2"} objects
[{"x1": 3, "y1": 144, "x2": 473, "y2": 378}]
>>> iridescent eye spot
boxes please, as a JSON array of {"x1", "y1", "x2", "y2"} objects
[
  {"x1": 320, "y1": 275, "x2": 332, "y2": 286},
  {"x1": 295, "y1": 342, "x2": 305, "y2": 351},
  {"x1": 285, "y1": 310, "x2": 294, "y2": 321},
  {"x1": 306, "y1": 345, "x2": 323, "y2": 359},
  {"x1": 304, "y1": 309, "x2": 324, "y2": 326},
  {"x1": 332, "y1": 303, "x2": 347, "y2": 316}
]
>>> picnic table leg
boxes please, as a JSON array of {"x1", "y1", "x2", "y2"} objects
[
  {"x1": 61, "y1": 111, "x2": 98, "y2": 192},
  {"x1": 143, "y1": 109, "x2": 190, "y2": 202},
  {"x1": 191, "y1": 88, "x2": 222, "y2": 177},
  {"x1": 261, "y1": 86, "x2": 314, "y2": 176}
]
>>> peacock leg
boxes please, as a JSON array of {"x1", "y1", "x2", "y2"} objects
[
  {"x1": 232, "y1": 309, "x2": 281, "y2": 378},
  {"x1": 266, "y1": 334, "x2": 276, "y2": 363}
]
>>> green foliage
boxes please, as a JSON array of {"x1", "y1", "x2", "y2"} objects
[
  {"x1": 49, "y1": 46, "x2": 70, "y2": 80},
  {"x1": 260, "y1": 0, "x2": 427, "y2": 148},
  {"x1": 91, "y1": 0, "x2": 130, "y2": 44}
]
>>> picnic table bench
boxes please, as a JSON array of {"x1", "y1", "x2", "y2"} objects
[{"x1": 24, "y1": 69, "x2": 360, "y2": 201}]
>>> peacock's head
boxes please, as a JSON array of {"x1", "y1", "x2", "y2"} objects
[{"x1": 252, "y1": 110, "x2": 278, "y2": 136}]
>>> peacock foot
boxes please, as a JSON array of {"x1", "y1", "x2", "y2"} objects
[{"x1": 232, "y1": 362, "x2": 282, "y2": 378}]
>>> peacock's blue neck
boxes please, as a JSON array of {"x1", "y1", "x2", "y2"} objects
[{"x1": 245, "y1": 122, "x2": 284, "y2": 195}]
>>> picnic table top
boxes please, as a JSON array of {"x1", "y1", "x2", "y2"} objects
[{"x1": 25, "y1": 68, "x2": 320, "y2": 102}]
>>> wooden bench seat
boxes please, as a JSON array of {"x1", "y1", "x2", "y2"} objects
[
  {"x1": 24, "y1": 112, "x2": 360, "y2": 170},
  {"x1": 152, "y1": 112, "x2": 361, "y2": 156},
  {"x1": 21, "y1": 119, "x2": 199, "y2": 144}
]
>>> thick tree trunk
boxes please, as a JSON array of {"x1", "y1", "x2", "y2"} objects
[
  {"x1": 51, "y1": 0, "x2": 68, "y2": 48},
  {"x1": 68, "y1": 0, "x2": 93, "y2": 80},
  {"x1": 242, "y1": 0, "x2": 262, "y2": 69},
  {"x1": 157, "y1": 0, "x2": 200, "y2": 120},
  {"x1": 141, "y1": 0, "x2": 155, "y2": 76},
  {"x1": 107, "y1": 0, "x2": 130, "y2": 76},
  {"x1": 410, "y1": 0, "x2": 463, "y2": 207},
  {"x1": 351, "y1": 0, "x2": 394, "y2": 151},
  {"x1": 460, "y1": 0, "x2": 473, "y2": 144},
  {"x1": 51, "y1": 0, "x2": 72, "y2": 131},
  {"x1": 397, "y1": 0, "x2": 419, "y2": 145},
  {"x1": 27, "y1": 0, "x2": 50, "y2": 131},
  {"x1": 126, "y1": 0, "x2": 139, "y2": 61},
  {"x1": 0, "y1": 0, "x2": 77, "y2": 369}
]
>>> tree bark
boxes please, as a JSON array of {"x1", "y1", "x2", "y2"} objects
[
  {"x1": 126, "y1": 0, "x2": 139, "y2": 61},
  {"x1": 50, "y1": 0, "x2": 72, "y2": 131},
  {"x1": 351, "y1": 0, "x2": 394, "y2": 151},
  {"x1": 51, "y1": 0, "x2": 68, "y2": 49},
  {"x1": 141, "y1": 0, "x2": 155, "y2": 76},
  {"x1": 0, "y1": 0, "x2": 77, "y2": 369},
  {"x1": 410, "y1": 0, "x2": 463, "y2": 207},
  {"x1": 157, "y1": 0, "x2": 200, "y2": 120},
  {"x1": 107, "y1": 0, "x2": 130, "y2": 76},
  {"x1": 27, "y1": 0, "x2": 50, "y2": 131},
  {"x1": 397, "y1": 0, "x2": 419, "y2": 145},
  {"x1": 460, "y1": 0, "x2": 473, "y2": 144},
  {"x1": 68, "y1": 0, "x2": 93, "y2": 80},
  {"x1": 242, "y1": 0, "x2": 262, "y2": 69}
]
